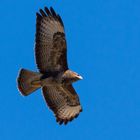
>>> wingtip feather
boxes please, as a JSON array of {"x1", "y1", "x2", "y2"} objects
[
  {"x1": 44, "y1": 7, "x2": 51, "y2": 16},
  {"x1": 39, "y1": 9, "x2": 47, "y2": 17}
]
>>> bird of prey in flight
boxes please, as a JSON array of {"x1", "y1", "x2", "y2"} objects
[{"x1": 17, "y1": 7, "x2": 83, "y2": 125}]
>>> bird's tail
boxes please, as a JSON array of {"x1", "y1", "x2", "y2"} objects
[{"x1": 17, "y1": 69, "x2": 42, "y2": 96}]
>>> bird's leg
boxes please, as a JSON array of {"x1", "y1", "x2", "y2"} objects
[
  {"x1": 40, "y1": 77, "x2": 55, "y2": 87},
  {"x1": 31, "y1": 80, "x2": 41, "y2": 87}
]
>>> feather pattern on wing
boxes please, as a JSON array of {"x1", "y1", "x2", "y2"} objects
[
  {"x1": 35, "y1": 7, "x2": 68, "y2": 73},
  {"x1": 42, "y1": 85, "x2": 82, "y2": 125}
]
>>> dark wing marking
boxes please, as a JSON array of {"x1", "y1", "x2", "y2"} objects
[
  {"x1": 35, "y1": 7, "x2": 68, "y2": 73},
  {"x1": 42, "y1": 85, "x2": 82, "y2": 125}
]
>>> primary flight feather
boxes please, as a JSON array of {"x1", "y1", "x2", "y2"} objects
[{"x1": 17, "y1": 7, "x2": 83, "y2": 125}]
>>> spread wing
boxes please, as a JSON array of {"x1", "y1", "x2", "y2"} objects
[
  {"x1": 35, "y1": 7, "x2": 68, "y2": 73},
  {"x1": 42, "y1": 85, "x2": 82, "y2": 125}
]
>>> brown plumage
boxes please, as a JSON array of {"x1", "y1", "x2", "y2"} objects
[
  {"x1": 17, "y1": 7, "x2": 83, "y2": 125},
  {"x1": 35, "y1": 7, "x2": 67, "y2": 73}
]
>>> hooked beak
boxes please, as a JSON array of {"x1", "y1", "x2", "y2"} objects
[{"x1": 77, "y1": 75, "x2": 83, "y2": 80}]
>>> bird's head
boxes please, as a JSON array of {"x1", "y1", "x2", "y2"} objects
[
  {"x1": 72, "y1": 71, "x2": 83, "y2": 80},
  {"x1": 62, "y1": 70, "x2": 83, "y2": 84}
]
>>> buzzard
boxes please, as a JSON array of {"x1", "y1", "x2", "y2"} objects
[{"x1": 17, "y1": 7, "x2": 83, "y2": 125}]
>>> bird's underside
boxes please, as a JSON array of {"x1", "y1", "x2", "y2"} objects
[{"x1": 17, "y1": 7, "x2": 83, "y2": 125}]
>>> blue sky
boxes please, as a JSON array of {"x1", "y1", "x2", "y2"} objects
[{"x1": 0, "y1": 0, "x2": 140, "y2": 140}]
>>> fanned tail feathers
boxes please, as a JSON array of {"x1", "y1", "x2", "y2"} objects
[{"x1": 17, "y1": 69, "x2": 42, "y2": 96}]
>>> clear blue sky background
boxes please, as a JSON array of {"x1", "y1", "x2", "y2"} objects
[{"x1": 0, "y1": 0, "x2": 140, "y2": 140}]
